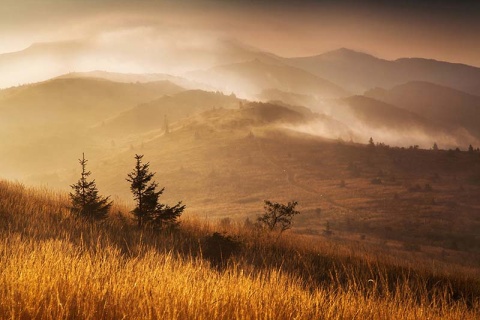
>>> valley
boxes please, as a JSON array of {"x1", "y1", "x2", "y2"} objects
[
  {"x1": 1, "y1": 1, "x2": 480, "y2": 318},
  {"x1": 1, "y1": 68, "x2": 479, "y2": 269}
]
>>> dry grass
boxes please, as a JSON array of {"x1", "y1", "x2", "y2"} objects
[
  {"x1": 21, "y1": 109, "x2": 480, "y2": 268},
  {"x1": 0, "y1": 180, "x2": 479, "y2": 319}
]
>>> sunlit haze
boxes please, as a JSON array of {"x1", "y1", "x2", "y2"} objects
[
  {"x1": 1, "y1": 1, "x2": 480, "y2": 86},
  {"x1": 2, "y1": 1, "x2": 480, "y2": 318},
  {"x1": 1, "y1": 0, "x2": 480, "y2": 180}
]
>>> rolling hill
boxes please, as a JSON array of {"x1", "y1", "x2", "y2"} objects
[
  {"x1": 340, "y1": 95, "x2": 441, "y2": 131},
  {"x1": 187, "y1": 59, "x2": 349, "y2": 99},
  {"x1": 365, "y1": 81, "x2": 480, "y2": 139},
  {"x1": 97, "y1": 90, "x2": 242, "y2": 136},
  {"x1": 56, "y1": 70, "x2": 211, "y2": 91},
  {"x1": 257, "y1": 89, "x2": 320, "y2": 111},
  {"x1": 58, "y1": 102, "x2": 480, "y2": 263},
  {"x1": 0, "y1": 74, "x2": 478, "y2": 273},
  {"x1": 0, "y1": 77, "x2": 185, "y2": 127},
  {"x1": 0, "y1": 76, "x2": 185, "y2": 178}
]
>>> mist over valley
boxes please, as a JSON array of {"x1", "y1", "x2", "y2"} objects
[{"x1": 1, "y1": 1, "x2": 480, "y2": 318}]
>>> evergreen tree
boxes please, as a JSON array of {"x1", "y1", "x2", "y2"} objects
[
  {"x1": 126, "y1": 154, "x2": 185, "y2": 228},
  {"x1": 368, "y1": 137, "x2": 375, "y2": 147},
  {"x1": 70, "y1": 153, "x2": 112, "y2": 220}
]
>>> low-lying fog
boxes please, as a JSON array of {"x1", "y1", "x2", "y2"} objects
[{"x1": 1, "y1": 0, "x2": 480, "y2": 191}]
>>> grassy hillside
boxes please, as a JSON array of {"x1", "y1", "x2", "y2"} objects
[
  {"x1": 0, "y1": 180, "x2": 479, "y2": 319},
  {"x1": 19, "y1": 101, "x2": 480, "y2": 264},
  {"x1": 97, "y1": 90, "x2": 242, "y2": 136},
  {"x1": 1, "y1": 79, "x2": 478, "y2": 279}
]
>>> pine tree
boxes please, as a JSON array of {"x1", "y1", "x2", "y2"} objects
[
  {"x1": 368, "y1": 137, "x2": 375, "y2": 147},
  {"x1": 70, "y1": 153, "x2": 112, "y2": 220},
  {"x1": 126, "y1": 154, "x2": 185, "y2": 228}
]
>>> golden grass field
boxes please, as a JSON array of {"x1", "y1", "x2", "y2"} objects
[{"x1": 0, "y1": 180, "x2": 479, "y2": 319}]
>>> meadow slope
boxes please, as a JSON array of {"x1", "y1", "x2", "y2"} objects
[{"x1": 0, "y1": 180, "x2": 479, "y2": 319}]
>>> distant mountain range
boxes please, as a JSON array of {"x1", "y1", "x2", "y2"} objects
[
  {"x1": 0, "y1": 38, "x2": 281, "y2": 89},
  {"x1": 285, "y1": 48, "x2": 480, "y2": 95},
  {"x1": 1, "y1": 38, "x2": 479, "y2": 178},
  {"x1": 3, "y1": 39, "x2": 480, "y2": 98}
]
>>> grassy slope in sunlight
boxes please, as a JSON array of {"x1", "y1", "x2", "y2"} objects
[{"x1": 0, "y1": 180, "x2": 479, "y2": 319}]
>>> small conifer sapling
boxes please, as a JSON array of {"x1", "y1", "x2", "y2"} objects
[{"x1": 70, "y1": 153, "x2": 112, "y2": 220}]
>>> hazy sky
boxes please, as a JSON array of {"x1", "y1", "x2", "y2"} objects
[{"x1": 1, "y1": 0, "x2": 479, "y2": 66}]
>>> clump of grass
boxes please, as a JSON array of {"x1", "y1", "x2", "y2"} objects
[{"x1": 0, "y1": 180, "x2": 479, "y2": 319}]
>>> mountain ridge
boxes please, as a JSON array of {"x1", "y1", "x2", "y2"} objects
[
  {"x1": 187, "y1": 58, "x2": 350, "y2": 99},
  {"x1": 285, "y1": 48, "x2": 480, "y2": 95},
  {"x1": 365, "y1": 81, "x2": 480, "y2": 139}
]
